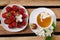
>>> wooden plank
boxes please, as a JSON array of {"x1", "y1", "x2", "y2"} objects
[
  {"x1": 0, "y1": 36, "x2": 45, "y2": 40},
  {"x1": 55, "y1": 22, "x2": 60, "y2": 32},
  {"x1": 0, "y1": 36, "x2": 60, "y2": 40},
  {"x1": 0, "y1": 0, "x2": 10, "y2": 6},
  {"x1": 7, "y1": 1, "x2": 60, "y2": 6},
  {"x1": 0, "y1": 0, "x2": 60, "y2": 6}
]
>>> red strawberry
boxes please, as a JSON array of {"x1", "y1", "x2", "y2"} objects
[
  {"x1": 8, "y1": 24, "x2": 14, "y2": 28},
  {"x1": 19, "y1": 8, "x2": 25, "y2": 14},
  {"x1": 17, "y1": 23, "x2": 22, "y2": 28},
  {"x1": 7, "y1": 12, "x2": 12, "y2": 17},
  {"x1": 21, "y1": 20, "x2": 26, "y2": 26},
  {"x1": 12, "y1": 22, "x2": 16, "y2": 27},
  {"x1": 6, "y1": 15, "x2": 15, "y2": 24},
  {"x1": 11, "y1": 10, "x2": 15, "y2": 14},
  {"x1": 10, "y1": 10, "x2": 15, "y2": 16},
  {"x1": 4, "y1": 19, "x2": 10, "y2": 24},
  {"x1": 16, "y1": 11, "x2": 20, "y2": 16},
  {"x1": 17, "y1": 21, "x2": 21, "y2": 24},
  {"x1": 22, "y1": 13, "x2": 27, "y2": 19},
  {"x1": 2, "y1": 12, "x2": 13, "y2": 18},
  {"x1": 12, "y1": 5, "x2": 19, "y2": 11},
  {"x1": 2, "y1": 12, "x2": 7, "y2": 18},
  {"x1": 31, "y1": 24, "x2": 37, "y2": 29},
  {"x1": 10, "y1": 15, "x2": 15, "y2": 22},
  {"x1": 10, "y1": 15, "x2": 15, "y2": 19},
  {"x1": 6, "y1": 6, "x2": 12, "y2": 12}
]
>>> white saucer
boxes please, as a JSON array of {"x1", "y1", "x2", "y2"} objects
[{"x1": 29, "y1": 7, "x2": 56, "y2": 36}]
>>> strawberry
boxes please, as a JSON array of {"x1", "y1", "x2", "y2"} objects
[
  {"x1": 17, "y1": 21, "x2": 21, "y2": 24},
  {"x1": 21, "y1": 20, "x2": 26, "y2": 26},
  {"x1": 12, "y1": 22, "x2": 16, "y2": 27},
  {"x1": 8, "y1": 24, "x2": 15, "y2": 28},
  {"x1": 19, "y1": 8, "x2": 25, "y2": 14},
  {"x1": 16, "y1": 11, "x2": 20, "y2": 16},
  {"x1": 10, "y1": 10, "x2": 15, "y2": 16},
  {"x1": 2, "y1": 12, "x2": 13, "y2": 18},
  {"x1": 4, "y1": 19, "x2": 10, "y2": 24},
  {"x1": 6, "y1": 15, "x2": 15, "y2": 24},
  {"x1": 22, "y1": 13, "x2": 27, "y2": 19},
  {"x1": 6, "y1": 13, "x2": 12, "y2": 18},
  {"x1": 4, "y1": 18, "x2": 14, "y2": 24},
  {"x1": 10, "y1": 15, "x2": 15, "y2": 22},
  {"x1": 17, "y1": 23, "x2": 22, "y2": 28},
  {"x1": 31, "y1": 24, "x2": 37, "y2": 29},
  {"x1": 12, "y1": 5, "x2": 19, "y2": 11},
  {"x1": 10, "y1": 15, "x2": 15, "y2": 19},
  {"x1": 2, "y1": 12, "x2": 7, "y2": 18},
  {"x1": 4, "y1": 18, "x2": 15, "y2": 24},
  {"x1": 11, "y1": 10, "x2": 15, "y2": 14},
  {"x1": 6, "y1": 6, "x2": 12, "y2": 12}
]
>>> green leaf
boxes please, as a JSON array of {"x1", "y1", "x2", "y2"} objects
[
  {"x1": 52, "y1": 22, "x2": 56, "y2": 32},
  {"x1": 52, "y1": 22, "x2": 55, "y2": 28},
  {"x1": 45, "y1": 36, "x2": 52, "y2": 40},
  {"x1": 44, "y1": 29, "x2": 47, "y2": 33}
]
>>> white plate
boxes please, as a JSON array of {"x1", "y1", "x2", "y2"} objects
[
  {"x1": 1, "y1": 4, "x2": 28, "y2": 32},
  {"x1": 29, "y1": 7, "x2": 56, "y2": 36}
]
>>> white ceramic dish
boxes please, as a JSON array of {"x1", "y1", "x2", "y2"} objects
[
  {"x1": 29, "y1": 7, "x2": 56, "y2": 36},
  {"x1": 1, "y1": 4, "x2": 28, "y2": 32}
]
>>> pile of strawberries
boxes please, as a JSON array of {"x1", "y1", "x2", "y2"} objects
[{"x1": 2, "y1": 5, "x2": 27, "y2": 28}]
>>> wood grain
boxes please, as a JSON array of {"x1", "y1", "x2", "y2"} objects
[
  {"x1": 0, "y1": 0, "x2": 60, "y2": 6},
  {"x1": 0, "y1": 0, "x2": 10, "y2": 6},
  {"x1": 8, "y1": 1, "x2": 60, "y2": 6}
]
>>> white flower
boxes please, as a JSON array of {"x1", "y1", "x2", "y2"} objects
[
  {"x1": 49, "y1": 26, "x2": 54, "y2": 30},
  {"x1": 45, "y1": 28, "x2": 53, "y2": 36},
  {"x1": 37, "y1": 28, "x2": 45, "y2": 37},
  {"x1": 40, "y1": 12, "x2": 50, "y2": 22},
  {"x1": 36, "y1": 26, "x2": 54, "y2": 37},
  {"x1": 16, "y1": 15, "x2": 23, "y2": 22}
]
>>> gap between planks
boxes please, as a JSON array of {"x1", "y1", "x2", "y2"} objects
[{"x1": 0, "y1": 35, "x2": 60, "y2": 40}]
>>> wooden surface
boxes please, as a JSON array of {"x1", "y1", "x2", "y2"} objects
[{"x1": 0, "y1": 0, "x2": 60, "y2": 40}]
